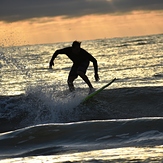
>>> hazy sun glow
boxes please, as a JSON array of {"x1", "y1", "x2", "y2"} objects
[{"x1": 0, "y1": 11, "x2": 163, "y2": 46}]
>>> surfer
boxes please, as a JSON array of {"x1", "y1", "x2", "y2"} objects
[{"x1": 49, "y1": 41, "x2": 99, "y2": 93}]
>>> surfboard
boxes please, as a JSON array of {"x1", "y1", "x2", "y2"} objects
[{"x1": 82, "y1": 78, "x2": 116, "y2": 103}]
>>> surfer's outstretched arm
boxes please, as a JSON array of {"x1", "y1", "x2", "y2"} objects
[
  {"x1": 92, "y1": 59, "x2": 99, "y2": 81},
  {"x1": 49, "y1": 50, "x2": 60, "y2": 69}
]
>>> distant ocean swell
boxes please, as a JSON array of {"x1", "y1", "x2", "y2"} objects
[{"x1": 0, "y1": 117, "x2": 163, "y2": 159}]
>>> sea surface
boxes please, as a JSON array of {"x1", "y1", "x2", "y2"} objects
[{"x1": 0, "y1": 34, "x2": 163, "y2": 162}]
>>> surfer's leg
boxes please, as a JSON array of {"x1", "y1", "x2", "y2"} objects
[
  {"x1": 77, "y1": 60, "x2": 94, "y2": 90},
  {"x1": 67, "y1": 76, "x2": 77, "y2": 91},
  {"x1": 77, "y1": 71, "x2": 93, "y2": 89},
  {"x1": 67, "y1": 65, "x2": 78, "y2": 91}
]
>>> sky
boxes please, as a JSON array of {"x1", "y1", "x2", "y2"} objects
[{"x1": 0, "y1": 0, "x2": 163, "y2": 46}]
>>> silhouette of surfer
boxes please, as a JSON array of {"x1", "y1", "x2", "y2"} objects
[{"x1": 49, "y1": 41, "x2": 99, "y2": 93}]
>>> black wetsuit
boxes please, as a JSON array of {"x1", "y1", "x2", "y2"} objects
[{"x1": 50, "y1": 47, "x2": 98, "y2": 77}]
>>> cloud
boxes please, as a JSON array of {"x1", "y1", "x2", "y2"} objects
[{"x1": 0, "y1": 0, "x2": 163, "y2": 22}]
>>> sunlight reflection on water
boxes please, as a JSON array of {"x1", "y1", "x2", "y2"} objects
[
  {"x1": 1, "y1": 146, "x2": 163, "y2": 163},
  {"x1": 0, "y1": 34, "x2": 163, "y2": 95}
]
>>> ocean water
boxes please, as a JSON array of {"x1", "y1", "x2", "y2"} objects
[{"x1": 0, "y1": 34, "x2": 163, "y2": 162}]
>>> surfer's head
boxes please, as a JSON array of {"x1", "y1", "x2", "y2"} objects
[
  {"x1": 72, "y1": 41, "x2": 81, "y2": 48},
  {"x1": 72, "y1": 41, "x2": 81, "y2": 54}
]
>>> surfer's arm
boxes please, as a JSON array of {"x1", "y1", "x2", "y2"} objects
[
  {"x1": 49, "y1": 50, "x2": 59, "y2": 68},
  {"x1": 88, "y1": 54, "x2": 99, "y2": 81},
  {"x1": 49, "y1": 48, "x2": 68, "y2": 69},
  {"x1": 92, "y1": 59, "x2": 99, "y2": 81}
]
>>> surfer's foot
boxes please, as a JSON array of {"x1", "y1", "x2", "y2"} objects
[
  {"x1": 68, "y1": 82, "x2": 75, "y2": 92},
  {"x1": 68, "y1": 84, "x2": 75, "y2": 92},
  {"x1": 89, "y1": 88, "x2": 95, "y2": 94},
  {"x1": 69, "y1": 87, "x2": 75, "y2": 92}
]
